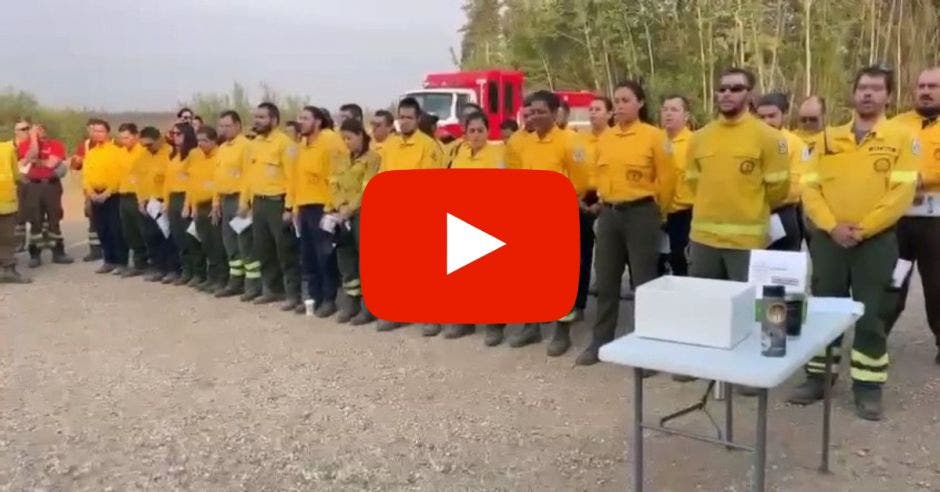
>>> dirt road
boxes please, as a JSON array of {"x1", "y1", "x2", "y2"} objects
[{"x1": 1, "y1": 182, "x2": 938, "y2": 491}]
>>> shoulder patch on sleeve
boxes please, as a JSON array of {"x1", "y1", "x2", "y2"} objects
[
  {"x1": 912, "y1": 138, "x2": 922, "y2": 157},
  {"x1": 777, "y1": 139, "x2": 788, "y2": 155}
]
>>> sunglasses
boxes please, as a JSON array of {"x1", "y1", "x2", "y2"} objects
[
  {"x1": 14, "y1": 126, "x2": 29, "y2": 132},
  {"x1": 718, "y1": 85, "x2": 749, "y2": 94}
]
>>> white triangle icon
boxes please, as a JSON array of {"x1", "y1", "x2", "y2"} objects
[{"x1": 446, "y1": 213, "x2": 506, "y2": 275}]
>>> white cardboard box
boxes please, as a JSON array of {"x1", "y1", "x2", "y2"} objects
[
  {"x1": 635, "y1": 276, "x2": 756, "y2": 349},
  {"x1": 748, "y1": 249, "x2": 811, "y2": 295}
]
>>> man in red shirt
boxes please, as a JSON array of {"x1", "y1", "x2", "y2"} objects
[
  {"x1": 17, "y1": 123, "x2": 74, "y2": 267},
  {"x1": 70, "y1": 120, "x2": 103, "y2": 262}
]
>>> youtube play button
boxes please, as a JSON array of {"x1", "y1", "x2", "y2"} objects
[{"x1": 360, "y1": 169, "x2": 579, "y2": 324}]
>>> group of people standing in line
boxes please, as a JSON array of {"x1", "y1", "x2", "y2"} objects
[{"x1": 2, "y1": 63, "x2": 939, "y2": 423}]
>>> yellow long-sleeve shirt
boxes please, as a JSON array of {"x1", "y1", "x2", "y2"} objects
[
  {"x1": 379, "y1": 131, "x2": 444, "y2": 172},
  {"x1": 293, "y1": 129, "x2": 347, "y2": 210},
  {"x1": 450, "y1": 142, "x2": 505, "y2": 169},
  {"x1": 185, "y1": 147, "x2": 219, "y2": 208},
  {"x1": 240, "y1": 129, "x2": 298, "y2": 209},
  {"x1": 892, "y1": 110, "x2": 940, "y2": 193},
  {"x1": 593, "y1": 121, "x2": 675, "y2": 210},
  {"x1": 794, "y1": 129, "x2": 825, "y2": 156},
  {"x1": 518, "y1": 126, "x2": 589, "y2": 194},
  {"x1": 163, "y1": 151, "x2": 192, "y2": 203},
  {"x1": 781, "y1": 129, "x2": 810, "y2": 205},
  {"x1": 686, "y1": 113, "x2": 791, "y2": 249},
  {"x1": 504, "y1": 130, "x2": 530, "y2": 170},
  {"x1": 136, "y1": 144, "x2": 171, "y2": 206},
  {"x1": 668, "y1": 127, "x2": 694, "y2": 213},
  {"x1": 117, "y1": 143, "x2": 147, "y2": 195},
  {"x1": 331, "y1": 149, "x2": 381, "y2": 212},
  {"x1": 213, "y1": 134, "x2": 250, "y2": 206},
  {"x1": 801, "y1": 118, "x2": 919, "y2": 238},
  {"x1": 0, "y1": 141, "x2": 19, "y2": 215},
  {"x1": 82, "y1": 141, "x2": 123, "y2": 195}
]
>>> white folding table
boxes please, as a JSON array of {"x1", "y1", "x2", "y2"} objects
[{"x1": 599, "y1": 297, "x2": 863, "y2": 492}]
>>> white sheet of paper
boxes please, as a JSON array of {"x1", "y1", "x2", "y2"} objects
[
  {"x1": 767, "y1": 213, "x2": 787, "y2": 245},
  {"x1": 146, "y1": 199, "x2": 162, "y2": 219},
  {"x1": 892, "y1": 259, "x2": 913, "y2": 288},
  {"x1": 905, "y1": 193, "x2": 940, "y2": 217},
  {"x1": 319, "y1": 213, "x2": 340, "y2": 233},
  {"x1": 344, "y1": 220, "x2": 352, "y2": 231},
  {"x1": 229, "y1": 215, "x2": 252, "y2": 235},
  {"x1": 748, "y1": 249, "x2": 810, "y2": 295},
  {"x1": 186, "y1": 221, "x2": 200, "y2": 242},
  {"x1": 658, "y1": 230, "x2": 671, "y2": 254},
  {"x1": 156, "y1": 214, "x2": 170, "y2": 238}
]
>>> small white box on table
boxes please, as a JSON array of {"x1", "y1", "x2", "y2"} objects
[{"x1": 635, "y1": 276, "x2": 756, "y2": 349}]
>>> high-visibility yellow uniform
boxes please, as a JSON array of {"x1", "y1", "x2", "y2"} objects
[
  {"x1": 504, "y1": 130, "x2": 531, "y2": 170},
  {"x1": 293, "y1": 129, "x2": 348, "y2": 211},
  {"x1": 372, "y1": 137, "x2": 390, "y2": 162},
  {"x1": 893, "y1": 110, "x2": 940, "y2": 192},
  {"x1": 213, "y1": 134, "x2": 250, "y2": 207},
  {"x1": 184, "y1": 147, "x2": 219, "y2": 208},
  {"x1": 83, "y1": 141, "x2": 124, "y2": 195},
  {"x1": 450, "y1": 142, "x2": 505, "y2": 169},
  {"x1": 136, "y1": 144, "x2": 171, "y2": 206},
  {"x1": 583, "y1": 129, "x2": 606, "y2": 190},
  {"x1": 685, "y1": 113, "x2": 790, "y2": 249},
  {"x1": 0, "y1": 141, "x2": 18, "y2": 215},
  {"x1": 801, "y1": 118, "x2": 919, "y2": 237},
  {"x1": 593, "y1": 121, "x2": 675, "y2": 209},
  {"x1": 163, "y1": 152, "x2": 191, "y2": 204},
  {"x1": 444, "y1": 137, "x2": 464, "y2": 168},
  {"x1": 668, "y1": 127, "x2": 694, "y2": 213},
  {"x1": 117, "y1": 143, "x2": 147, "y2": 194},
  {"x1": 794, "y1": 129, "x2": 825, "y2": 156},
  {"x1": 379, "y1": 131, "x2": 443, "y2": 172},
  {"x1": 331, "y1": 149, "x2": 381, "y2": 211},
  {"x1": 781, "y1": 129, "x2": 809, "y2": 205},
  {"x1": 518, "y1": 126, "x2": 589, "y2": 194},
  {"x1": 240, "y1": 129, "x2": 298, "y2": 209}
]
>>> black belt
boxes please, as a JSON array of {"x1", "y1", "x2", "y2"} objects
[
  {"x1": 255, "y1": 194, "x2": 285, "y2": 202},
  {"x1": 28, "y1": 178, "x2": 59, "y2": 184},
  {"x1": 603, "y1": 196, "x2": 654, "y2": 211}
]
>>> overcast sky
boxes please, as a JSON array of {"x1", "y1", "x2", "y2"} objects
[{"x1": 2, "y1": 0, "x2": 464, "y2": 112}]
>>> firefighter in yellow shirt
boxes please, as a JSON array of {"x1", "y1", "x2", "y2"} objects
[
  {"x1": 114, "y1": 123, "x2": 151, "y2": 277},
  {"x1": 659, "y1": 94, "x2": 694, "y2": 277},
  {"x1": 883, "y1": 67, "x2": 940, "y2": 367},
  {"x1": 212, "y1": 111, "x2": 259, "y2": 299},
  {"x1": 578, "y1": 81, "x2": 676, "y2": 366},
  {"x1": 237, "y1": 103, "x2": 301, "y2": 311},
  {"x1": 755, "y1": 93, "x2": 811, "y2": 251},
  {"x1": 685, "y1": 68, "x2": 790, "y2": 282},
  {"x1": 369, "y1": 110, "x2": 396, "y2": 159},
  {"x1": 0, "y1": 138, "x2": 30, "y2": 283},
  {"x1": 334, "y1": 118, "x2": 381, "y2": 326},
  {"x1": 374, "y1": 97, "x2": 443, "y2": 334},
  {"x1": 184, "y1": 126, "x2": 229, "y2": 294},
  {"x1": 163, "y1": 123, "x2": 205, "y2": 287},
  {"x1": 134, "y1": 126, "x2": 180, "y2": 284},
  {"x1": 788, "y1": 66, "x2": 919, "y2": 421},
  {"x1": 292, "y1": 106, "x2": 346, "y2": 318},
  {"x1": 794, "y1": 96, "x2": 827, "y2": 155},
  {"x1": 83, "y1": 119, "x2": 131, "y2": 274}
]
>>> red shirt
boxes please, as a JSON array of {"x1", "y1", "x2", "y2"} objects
[{"x1": 18, "y1": 138, "x2": 66, "y2": 180}]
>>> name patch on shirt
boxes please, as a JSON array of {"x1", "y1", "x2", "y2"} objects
[
  {"x1": 777, "y1": 139, "x2": 788, "y2": 155},
  {"x1": 739, "y1": 160, "x2": 756, "y2": 175},
  {"x1": 873, "y1": 158, "x2": 891, "y2": 172}
]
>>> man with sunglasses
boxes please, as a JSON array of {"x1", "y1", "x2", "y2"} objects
[
  {"x1": 795, "y1": 96, "x2": 826, "y2": 155},
  {"x1": 882, "y1": 66, "x2": 940, "y2": 367},
  {"x1": 685, "y1": 68, "x2": 790, "y2": 282},
  {"x1": 790, "y1": 66, "x2": 919, "y2": 420}
]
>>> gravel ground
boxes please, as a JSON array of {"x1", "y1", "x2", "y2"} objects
[{"x1": 1, "y1": 185, "x2": 939, "y2": 491}]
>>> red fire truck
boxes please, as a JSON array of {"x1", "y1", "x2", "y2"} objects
[{"x1": 402, "y1": 69, "x2": 595, "y2": 140}]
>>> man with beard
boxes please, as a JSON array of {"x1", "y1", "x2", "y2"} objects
[
  {"x1": 788, "y1": 66, "x2": 919, "y2": 420},
  {"x1": 237, "y1": 102, "x2": 301, "y2": 311},
  {"x1": 882, "y1": 67, "x2": 940, "y2": 366}
]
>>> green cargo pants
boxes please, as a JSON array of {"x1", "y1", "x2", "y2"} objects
[
  {"x1": 335, "y1": 211, "x2": 362, "y2": 297},
  {"x1": 805, "y1": 229, "x2": 897, "y2": 386},
  {"x1": 220, "y1": 193, "x2": 259, "y2": 284},
  {"x1": 251, "y1": 195, "x2": 300, "y2": 298},
  {"x1": 119, "y1": 193, "x2": 148, "y2": 269},
  {"x1": 688, "y1": 241, "x2": 751, "y2": 281},
  {"x1": 194, "y1": 202, "x2": 229, "y2": 286},
  {"x1": 168, "y1": 192, "x2": 205, "y2": 280}
]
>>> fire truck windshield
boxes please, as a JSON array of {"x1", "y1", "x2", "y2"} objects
[{"x1": 408, "y1": 92, "x2": 455, "y2": 120}]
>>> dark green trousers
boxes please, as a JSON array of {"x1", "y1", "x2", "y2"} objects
[
  {"x1": 336, "y1": 212, "x2": 362, "y2": 297},
  {"x1": 882, "y1": 216, "x2": 940, "y2": 346},
  {"x1": 219, "y1": 193, "x2": 258, "y2": 282},
  {"x1": 251, "y1": 195, "x2": 300, "y2": 298},
  {"x1": 119, "y1": 193, "x2": 148, "y2": 269},
  {"x1": 805, "y1": 229, "x2": 897, "y2": 386},
  {"x1": 591, "y1": 199, "x2": 661, "y2": 344},
  {"x1": 194, "y1": 202, "x2": 229, "y2": 285},
  {"x1": 688, "y1": 241, "x2": 751, "y2": 281},
  {"x1": 168, "y1": 192, "x2": 205, "y2": 279}
]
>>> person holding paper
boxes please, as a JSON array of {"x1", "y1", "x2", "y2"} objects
[
  {"x1": 83, "y1": 120, "x2": 130, "y2": 275},
  {"x1": 333, "y1": 118, "x2": 381, "y2": 325},
  {"x1": 577, "y1": 80, "x2": 675, "y2": 366},
  {"x1": 292, "y1": 106, "x2": 345, "y2": 318},
  {"x1": 186, "y1": 126, "x2": 229, "y2": 295},
  {"x1": 756, "y1": 93, "x2": 810, "y2": 251},
  {"x1": 135, "y1": 127, "x2": 179, "y2": 283},
  {"x1": 114, "y1": 124, "x2": 151, "y2": 277},
  {"x1": 238, "y1": 102, "x2": 301, "y2": 312},
  {"x1": 792, "y1": 65, "x2": 919, "y2": 420},
  {"x1": 164, "y1": 123, "x2": 205, "y2": 287},
  {"x1": 883, "y1": 66, "x2": 940, "y2": 366},
  {"x1": 684, "y1": 68, "x2": 790, "y2": 282},
  {"x1": 212, "y1": 110, "x2": 260, "y2": 300}
]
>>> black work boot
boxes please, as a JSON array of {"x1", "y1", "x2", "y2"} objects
[
  {"x1": 376, "y1": 320, "x2": 407, "y2": 332},
  {"x1": 95, "y1": 263, "x2": 116, "y2": 274},
  {"x1": 162, "y1": 271, "x2": 181, "y2": 284},
  {"x1": 122, "y1": 265, "x2": 146, "y2": 278},
  {"x1": 853, "y1": 384, "x2": 883, "y2": 421},
  {"x1": 575, "y1": 342, "x2": 602, "y2": 366},
  {"x1": 280, "y1": 296, "x2": 301, "y2": 311},
  {"x1": 240, "y1": 279, "x2": 262, "y2": 302},
  {"x1": 443, "y1": 324, "x2": 475, "y2": 339},
  {"x1": 547, "y1": 323, "x2": 572, "y2": 357},
  {"x1": 83, "y1": 245, "x2": 103, "y2": 262},
  {"x1": 51, "y1": 242, "x2": 74, "y2": 264},
  {"x1": 315, "y1": 300, "x2": 337, "y2": 318},
  {"x1": 786, "y1": 376, "x2": 830, "y2": 405},
  {"x1": 421, "y1": 323, "x2": 443, "y2": 337},
  {"x1": 336, "y1": 296, "x2": 361, "y2": 323},
  {"x1": 27, "y1": 245, "x2": 41, "y2": 268},
  {"x1": 187, "y1": 275, "x2": 205, "y2": 288},
  {"x1": 350, "y1": 299, "x2": 376, "y2": 325},
  {"x1": 254, "y1": 292, "x2": 286, "y2": 305},
  {"x1": 215, "y1": 277, "x2": 244, "y2": 298},
  {"x1": 484, "y1": 324, "x2": 504, "y2": 346},
  {"x1": 0, "y1": 265, "x2": 32, "y2": 284},
  {"x1": 508, "y1": 323, "x2": 542, "y2": 348}
]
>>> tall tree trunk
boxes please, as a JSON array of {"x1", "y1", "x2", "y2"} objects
[
  {"x1": 803, "y1": 0, "x2": 813, "y2": 97},
  {"x1": 696, "y1": 1, "x2": 709, "y2": 115},
  {"x1": 896, "y1": 0, "x2": 903, "y2": 109},
  {"x1": 643, "y1": 21, "x2": 656, "y2": 80}
]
